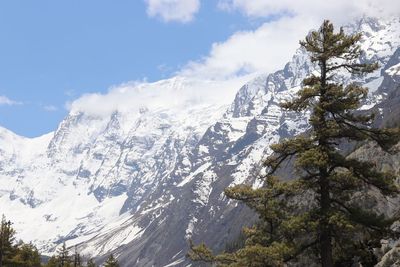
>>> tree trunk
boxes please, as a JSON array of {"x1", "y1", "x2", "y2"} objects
[
  {"x1": 319, "y1": 59, "x2": 333, "y2": 267},
  {"x1": 320, "y1": 172, "x2": 333, "y2": 267},
  {"x1": 0, "y1": 223, "x2": 4, "y2": 267}
]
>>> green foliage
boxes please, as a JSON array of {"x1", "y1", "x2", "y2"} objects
[
  {"x1": 103, "y1": 254, "x2": 119, "y2": 267},
  {"x1": 45, "y1": 256, "x2": 59, "y2": 267},
  {"x1": 72, "y1": 246, "x2": 82, "y2": 267},
  {"x1": 0, "y1": 215, "x2": 42, "y2": 267},
  {"x1": 10, "y1": 243, "x2": 42, "y2": 267},
  {"x1": 0, "y1": 215, "x2": 17, "y2": 266},
  {"x1": 189, "y1": 20, "x2": 400, "y2": 267},
  {"x1": 0, "y1": 216, "x2": 95, "y2": 267},
  {"x1": 57, "y1": 242, "x2": 72, "y2": 267},
  {"x1": 86, "y1": 258, "x2": 97, "y2": 267},
  {"x1": 43, "y1": 242, "x2": 75, "y2": 267}
]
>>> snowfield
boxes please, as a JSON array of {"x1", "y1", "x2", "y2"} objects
[{"x1": 0, "y1": 16, "x2": 399, "y2": 266}]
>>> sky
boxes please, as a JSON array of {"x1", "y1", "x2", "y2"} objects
[{"x1": 0, "y1": 0, "x2": 399, "y2": 137}]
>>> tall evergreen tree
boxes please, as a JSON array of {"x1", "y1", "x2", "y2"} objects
[
  {"x1": 57, "y1": 242, "x2": 71, "y2": 267},
  {"x1": 0, "y1": 216, "x2": 42, "y2": 267},
  {"x1": 103, "y1": 254, "x2": 119, "y2": 267},
  {"x1": 45, "y1": 255, "x2": 59, "y2": 267},
  {"x1": 189, "y1": 20, "x2": 400, "y2": 267},
  {"x1": 0, "y1": 215, "x2": 17, "y2": 267},
  {"x1": 73, "y1": 246, "x2": 82, "y2": 267}
]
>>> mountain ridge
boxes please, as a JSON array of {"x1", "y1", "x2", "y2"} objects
[{"x1": 0, "y1": 16, "x2": 399, "y2": 266}]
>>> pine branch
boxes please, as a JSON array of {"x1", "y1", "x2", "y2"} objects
[{"x1": 283, "y1": 241, "x2": 318, "y2": 263}]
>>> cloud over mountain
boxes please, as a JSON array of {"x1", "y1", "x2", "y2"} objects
[
  {"x1": 66, "y1": 76, "x2": 251, "y2": 117},
  {"x1": 180, "y1": 0, "x2": 400, "y2": 79}
]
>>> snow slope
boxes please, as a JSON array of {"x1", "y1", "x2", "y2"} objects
[{"x1": 0, "y1": 16, "x2": 399, "y2": 266}]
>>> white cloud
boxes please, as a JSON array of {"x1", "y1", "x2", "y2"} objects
[
  {"x1": 0, "y1": 95, "x2": 22, "y2": 106},
  {"x1": 179, "y1": 0, "x2": 400, "y2": 79},
  {"x1": 67, "y1": 1, "x2": 400, "y2": 118},
  {"x1": 67, "y1": 76, "x2": 251, "y2": 117},
  {"x1": 180, "y1": 16, "x2": 316, "y2": 79},
  {"x1": 145, "y1": 0, "x2": 200, "y2": 23},
  {"x1": 217, "y1": 0, "x2": 400, "y2": 23}
]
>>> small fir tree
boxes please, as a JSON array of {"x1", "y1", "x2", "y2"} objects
[
  {"x1": 45, "y1": 255, "x2": 59, "y2": 267},
  {"x1": 0, "y1": 216, "x2": 42, "y2": 267},
  {"x1": 57, "y1": 242, "x2": 71, "y2": 267},
  {"x1": 103, "y1": 254, "x2": 119, "y2": 267},
  {"x1": 73, "y1": 246, "x2": 82, "y2": 267},
  {"x1": 0, "y1": 215, "x2": 17, "y2": 266},
  {"x1": 86, "y1": 258, "x2": 97, "y2": 267}
]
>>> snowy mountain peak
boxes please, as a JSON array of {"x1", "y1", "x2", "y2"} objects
[{"x1": 0, "y1": 16, "x2": 399, "y2": 266}]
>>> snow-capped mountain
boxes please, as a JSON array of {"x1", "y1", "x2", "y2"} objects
[{"x1": 0, "y1": 17, "x2": 399, "y2": 266}]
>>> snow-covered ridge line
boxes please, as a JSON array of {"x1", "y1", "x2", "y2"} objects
[{"x1": 0, "y1": 16, "x2": 399, "y2": 266}]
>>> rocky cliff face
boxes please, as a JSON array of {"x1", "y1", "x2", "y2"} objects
[{"x1": 0, "y1": 17, "x2": 399, "y2": 267}]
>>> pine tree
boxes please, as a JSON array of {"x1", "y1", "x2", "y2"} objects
[
  {"x1": 103, "y1": 254, "x2": 119, "y2": 267},
  {"x1": 189, "y1": 176, "x2": 301, "y2": 266},
  {"x1": 189, "y1": 20, "x2": 400, "y2": 267},
  {"x1": 0, "y1": 215, "x2": 17, "y2": 267},
  {"x1": 45, "y1": 255, "x2": 59, "y2": 267},
  {"x1": 86, "y1": 258, "x2": 97, "y2": 267},
  {"x1": 0, "y1": 216, "x2": 42, "y2": 267},
  {"x1": 276, "y1": 19, "x2": 400, "y2": 267},
  {"x1": 57, "y1": 242, "x2": 71, "y2": 267},
  {"x1": 11, "y1": 242, "x2": 42, "y2": 267},
  {"x1": 73, "y1": 246, "x2": 82, "y2": 267}
]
